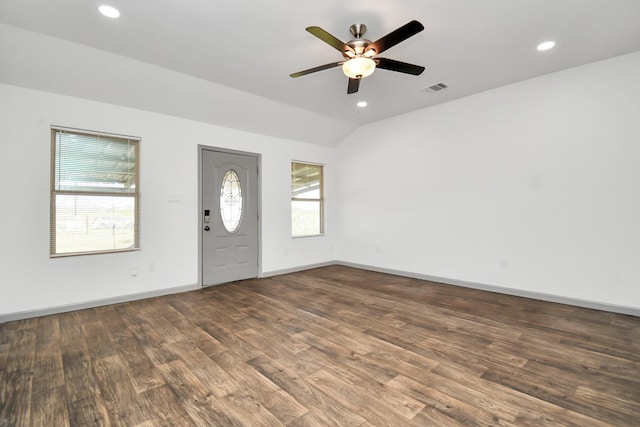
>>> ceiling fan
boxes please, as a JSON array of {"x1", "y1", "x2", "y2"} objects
[{"x1": 290, "y1": 20, "x2": 425, "y2": 94}]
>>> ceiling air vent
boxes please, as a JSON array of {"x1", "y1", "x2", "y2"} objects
[{"x1": 425, "y1": 83, "x2": 448, "y2": 92}]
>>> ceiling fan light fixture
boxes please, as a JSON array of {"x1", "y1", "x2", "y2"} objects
[
  {"x1": 342, "y1": 57, "x2": 376, "y2": 79},
  {"x1": 344, "y1": 50, "x2": 356, "y2": 58},
  {"x1": 364, "y1": 48, "x2": 376, "y2": 58}
]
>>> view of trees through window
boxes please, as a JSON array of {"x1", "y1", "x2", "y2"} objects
[{"x1": 54, "y1": 195, "x2": 136, "y2": 254}]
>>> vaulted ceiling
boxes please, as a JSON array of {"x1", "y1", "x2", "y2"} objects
[{"x1": 1, "y1": 0, "x2": 640, "y2": 146}]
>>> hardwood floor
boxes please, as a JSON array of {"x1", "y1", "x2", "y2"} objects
[{"x1": 1, "y1": 265, "x2": 639, "y2": 426}]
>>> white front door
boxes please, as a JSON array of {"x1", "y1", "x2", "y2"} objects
[{"x1": 201, "y1": 149, "x2": 259, "y2": 286}]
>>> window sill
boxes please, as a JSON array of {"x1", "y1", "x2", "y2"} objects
[{"x1": 292, "y1": 234, "x2": 325, "y2": 239}]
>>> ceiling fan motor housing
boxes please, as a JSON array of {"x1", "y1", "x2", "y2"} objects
[{"x1": 344, "y1": 39, "x2": 373, "y2": 58}]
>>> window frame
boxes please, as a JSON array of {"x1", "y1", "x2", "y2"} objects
[
  {"x1": 50, "y1": 126, "x2": 141, "y2": 257},
  {"x1": 291, "y1": 161, "x2": 324, "y2": 238}
]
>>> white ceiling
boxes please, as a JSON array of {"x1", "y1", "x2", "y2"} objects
[{"x1": 1, "y1": 0, "x2": 640, "y2": 146}]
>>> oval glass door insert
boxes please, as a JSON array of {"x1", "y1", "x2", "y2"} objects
[{"x1": 220, "y1": 170, "x2": 243, "y2": 233}]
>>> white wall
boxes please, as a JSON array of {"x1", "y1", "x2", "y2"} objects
[
  {"x1": 0, "y1": 84, "x2": 334, "y2": 317},
  {"x1": 2, "y1": 51, "x2": 639, "y2": 319},
  {"x1": 335, "y1": 52, "x2": 640, "y2": 310}
]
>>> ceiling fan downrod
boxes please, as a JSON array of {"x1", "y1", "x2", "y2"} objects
[{"x1": 349, "y1": 24, "x2": 367, "y2": 38}]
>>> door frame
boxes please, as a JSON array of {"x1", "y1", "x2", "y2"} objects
[{"x1": 198, "y1": 145, "x2": 262, "y2": 287}]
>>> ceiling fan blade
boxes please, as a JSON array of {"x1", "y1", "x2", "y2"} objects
[
  {"x1": 375, "y1": 58, "x2": 425, "y2": 75},
  {"x1": 290, "y1": 62, "x2": 343, "y2": 78},
  {"x1": 347, "y1": 77, "x2": 360, "y2": 94},
  {"x1": 366, "y1": 20, "x2": 424, "y2": 56},
  {"x1": 306, "y1": 26, "x2": 354, "y2": 54}
]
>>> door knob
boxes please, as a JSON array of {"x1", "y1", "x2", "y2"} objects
[{"x1": 204, "y1": 226, "x2": 210, "y2": 231}]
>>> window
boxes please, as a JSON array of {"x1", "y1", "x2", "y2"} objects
[
  {"x1": 50, "y1": 127, "x2": 140, "y2": 256},
  {"x1": 291, "y1": 162, "x2": 324, "y2": 237}
]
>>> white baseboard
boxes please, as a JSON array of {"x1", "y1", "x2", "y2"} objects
[
  {"x1": 3, "y1": 260, "x2": 638, "y2": 323},
  {"x1": 337, "y1": 261, "x2": 640, "y2": 317},
  {"x1": 0, "y1": 284, "x2": 199, "y2": 323},
  {"x1": 261, "y1": 261, "x2": 336, "y2": 278}
]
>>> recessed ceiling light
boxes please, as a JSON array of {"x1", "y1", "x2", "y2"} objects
[
  {"x1": 99, "y1": 5, "x2": 120, "y2": 18},
  {"x1": 356, "y1": 101, "x2": 368, "y2": 108},
  {"x1": 537, "y1": 41, "x2": 556, "y2": 51}
]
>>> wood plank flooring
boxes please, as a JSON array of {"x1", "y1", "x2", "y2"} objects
[{"x1": 1, "y1": 265, "x2": 639, "y2": 426}]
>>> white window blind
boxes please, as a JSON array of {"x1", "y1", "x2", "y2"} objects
[
  {"x1": 291, "y1": 162, "x2": 324, "y2": 237},
  {"x1": 50, "y1": 127, "x2": 140, "y2": 256}
]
